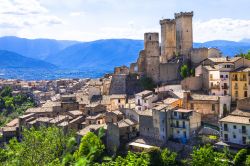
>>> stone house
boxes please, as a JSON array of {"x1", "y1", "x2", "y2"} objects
[
  {"x1": 106, "y1": 118, "x2": 138, "y2": 153},
  {"x1": 82, "y1": 103, "x2": 106, "y2": 116},
  {"x1": 171, "y1": 109, "x2": 201, "y2": 142},
  {"x1": 230, "y1": 67, "x2": 250, "y2": 102},
  {"x1": 135, "y1": 90, "x2": 158, "y2": 111},
  {"x1": 219, "y1": 98, "x2": 250, "y2": 146},
  {"x1": 183, "y1": 92, "x2": 220, "y2": 125},
  {"x1": 61, "y1": 94, "x2": 79, "y2": 111},
  {"x1": 109, "y1": 94, "x2": 127, "y2": 111},
  {"x1": 105, "y1": 110, "x2": 124, "y2": 123},
  {"x1": 152, "y1": 104, "x2": 175, "y2": 143}
]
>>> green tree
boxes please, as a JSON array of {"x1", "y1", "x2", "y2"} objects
[
  {"x1": 73, "y1": 132, "x2": 105, "y2": 164},
  {"x1": 0, "y1": 126, "x2": 72, "y2": 166},
  {"x1": 191, "y1": 145, "x2": 229, "y2": 166},
  {"x1": 180, "y1": 64, "x2": 189, "y2": 78},
  {"x1": 245, "y1": 155, "x2": 250, "y2": 166},
  {"x1": 234, "y1": 149, "x2": 248, "y2": 166},
  {"x1": 140, "y1": 77, "x2": 156, "y2": 91},
  {"x1": 160, "y1": 148, "x2": 177, "y2": 166},
  {"x1": 238, "y1": 50, "x2": 250, "y2": 60},
  {"x1": 145, "y1": 147, "x2": 162, "y2": 166},
  {"x1": 0, "y1": 86, "x2": 12, "y2": 97}
]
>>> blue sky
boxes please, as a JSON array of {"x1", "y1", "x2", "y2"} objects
[{"x1": 0, "y1": 0, "x2": 250, "y2": 42}]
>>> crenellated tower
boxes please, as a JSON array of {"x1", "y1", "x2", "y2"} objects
[
  {"x1": 160, "y1": 19, "x2": 176, "y2": 62},
  {"x1": 175, "y1": 11, "x2": 193, "y2": 56}
]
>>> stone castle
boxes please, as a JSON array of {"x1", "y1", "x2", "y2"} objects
[{"x1": 127, "y1": 11, "x2": 221, "y2": 84}]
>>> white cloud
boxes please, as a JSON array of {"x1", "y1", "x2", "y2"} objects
[
  {"x1": 0, "y1": 0, "x2": 48, "y2": 15},
  {"x1": 0, "y1": 0, "x2": 63, "y2": 36},
  {"x1": 194, "y1": 18, "x2": 250, "y2": 42}
]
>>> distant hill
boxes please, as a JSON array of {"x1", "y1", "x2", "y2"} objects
[
  {"x1": 239, "y1": 39, "x2": 250, "y2": 43},
  {"x1": 1, "y1": 36, "x2": 250, "y2": 71},
  {"x1": 0, "y1": 50, "x2": 57, "y2": 69},
  {"x1": 0, "y1": 36, "x2": 78, "y2": 60},
  {"x1": 45, "y1": 39, "x2": 143, "y2": 70},
  {"x1": 194, "y1": 40, "x2": 250, "y2": 56}
]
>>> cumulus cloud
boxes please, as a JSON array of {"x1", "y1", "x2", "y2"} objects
[
  {"x1": 0, "y1": 0, "x2": 48, "y2": 15},
  {"x1": 0, "y1": 0, "x2": 62, "y2": 34},
  {"x1": 194, "y1": 18, "x2": 250, "y2": 42}
]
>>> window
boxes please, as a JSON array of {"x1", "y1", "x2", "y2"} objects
[
  {"x1": 244, "y1": 91, "x2": 248, "y2": 98},
  {"x1": 182, "y1": 121, "x2": 185, "y2": 128},
  {"x1": 184, "y1": 131, "x2": 187, "y2": 138},
  {"x1": 224, "y1": 124, "x2": 228, "y2": 131},
  {"x1": 118, "y1": 99, "x2": 121, "y2": 103},
  {"x1": 226, "y1": 75, "x2": 228, "y2": 78},
  {"x1": 233, "y1": 125, "x2": 237, "y2": 129},
  {"x1": 210, "y1": 74, "x2": 213, "y2": 80},
  {"x1": 243, "y1": 136, "x2": 247, "y2": 144},
  {"x1": 174, "y1": 112, "x2": 177, "y2": 116},
  {"x1": 212, "y1": 104, "x2": 215, "y2": 111},
  {"x1": 190, "y1": 103, "x2": 194, "y2": 109},
  {"x1": 243, "y1": 74, "x2": 247, "y2": 81},
  {"x1": 220, "y1": 75, "x2": 223, "y2": 78},
  {"x1": 242, "y1": 126, "x2": 246, "y2": 134},
  {"x1": 176, "y1": 121, "x2": 179, "y2": 127},
  {"x1": 224, "y1": 90, "x2": 227, "y2": 95},
  {"x1": 235, "y1": 91, "x2": 238, "y2": 98},
  {"x1": 224, "y1": 134, "x2": 228, "y2": 141},
  {"x1": 177, "y1": 130, "x2": 180, "y2": 134},
  {"x1": 233, "y1": 135, "x2": 236, "y2": 139},
  {"x1": 162, "y1": 120, "x2": 164, "y2": 123}
]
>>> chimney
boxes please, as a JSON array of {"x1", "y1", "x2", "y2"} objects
[{"x1": 226, "y1": 56, "x2": 229, "y2": 61}]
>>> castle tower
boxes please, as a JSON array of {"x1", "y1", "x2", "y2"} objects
[
  {"x1": 160, "y1": 19, "x2": 176, "y2": 62},
  {"x1": 144, "y1": 33, "x2": 160, "y2": 83},
  {"x1": 175, "y1": 11, "x2": 193, "y2": 56}
]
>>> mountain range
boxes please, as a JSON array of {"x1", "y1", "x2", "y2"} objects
[
  {"x1": 1, "y1": 36, "x2": 250, "y2": 70},
  {"x1": 0, "y1": 50, "x2": 57, "y2": 69}
]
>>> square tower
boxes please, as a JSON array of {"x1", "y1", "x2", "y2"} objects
[
  {"x1": 144, "y1": 33, "x2": 160, "y2": 83},
  {"x1": 175, "y1": 11, "x2": 193, "y2": 56},
  {"x1": 160, "y1": 19, "x2": 176, "y2": 62}
]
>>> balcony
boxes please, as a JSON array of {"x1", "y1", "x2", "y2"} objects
[
  {"x1": 171, "y1": 115, "x2": 189, "y2": 120},
  {"x1": 171, "y1": 123, "x2": 186, "y2": 129},
  {"x1": 210, "y1": 85, "x2": 220, "y2": 89},
  {"x1": 243, "y1": 86, "x2": 248, "y2": 90},
  {"x1": 234, "y1": 86, "x2": 238, "y2": 90}
]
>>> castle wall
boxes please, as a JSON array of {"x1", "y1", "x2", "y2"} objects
[
  {"x1": 190, "y1": 48, "x2": 208, "y2": 66},
  {"x1": 181, "y1": 76, "x2": 202, "y2": 91},
  {"x1": 208, "y1": 48, "x2": 221, "y2": 58},
  {"x1": 114, "y1": 66, "x2": 129, "y2": 75},
  {"x1": 159, "y1": 63, "x2": 180, "y2": 83},
  {"x1": 175, "y1": 12, "x2": 193, "y2": 56},
  {"x1": 137, "y1": 50, "x2": 146, "y2": 74},
  {"x1": 160, "y1": 19, "x2": 176, "y2": 62},
  {"x1": 109, "y1": 74, "x2": 127, "y2": 94}
]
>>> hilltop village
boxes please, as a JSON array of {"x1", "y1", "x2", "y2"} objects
[{"x1": 2, "y1": 11, "x2": 250, "y2": 156}]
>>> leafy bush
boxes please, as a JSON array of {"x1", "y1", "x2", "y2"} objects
[
  {"x1": 139, "y1": 77, "x2": 156, "y2": 91},
  {"x1": 234, "y1": 149, "x2": 248, "y2": 166}
]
